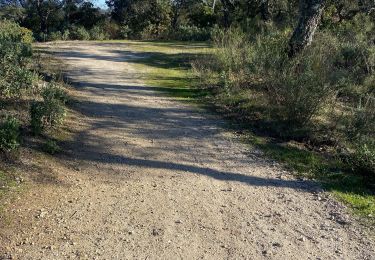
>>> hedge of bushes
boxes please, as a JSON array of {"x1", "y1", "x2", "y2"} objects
[
  {"x1": 0, "y1": 20, "x2": 67, "y2": 156},
  {"x1": 192, "y1": 17, "x2": 375, "y2": 179},
  {"x1": 39, "y1": 22, "x2": 213, "y2": 42}
]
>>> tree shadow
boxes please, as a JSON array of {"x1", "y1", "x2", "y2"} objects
[{"x1": 45, "y1": 41, "x2": 321, "y2": 193}]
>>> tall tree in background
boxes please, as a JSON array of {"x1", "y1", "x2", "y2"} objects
[
  {"x1": 71, "y1": 1, "x2": 103, "y2": 28},
  {"x1": 106, "y1": 0, "x2": 172, "y2": 37},
  {"x1": 220, "y1": 0, "x2": 235, "y2": 27},
  {"x1": 288, "y1": 0, "x2": 325, "y2": 57},
  {"x1": 26, "y1": 0, "x2": 64, "y2": 34}
]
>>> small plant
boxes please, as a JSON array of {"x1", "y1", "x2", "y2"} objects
[
  {"x1": 0, "y1": 20, "x2": 36, "y2": 98},
  {"x1": 30, "y1": 101, "x2": 45, "y2": 135},
  {"x1": 42, "y1": 139, "x2": 61, "y2": 155},
  {"x1": 346, "y1": 141, "x2": 375, "y2": 179},
  {"x1": 47, "y1": 31, "x2": 63, "y2": 41},
  {"x1": 69, "y1": 26, "x2": 90, "y2": 41},
  {"x1": 171, "y1": 25, "x2": 211, "y2": 41},
  {"x1": 30, "y1": 84, "x2": 67, "y2": 135},
  {"x1": 0, "y1": 116, "x2": 21, "y2": 152},
  {"x1": 62, "y1": 30, "x2": 70, "y2": 41},
  {"x1": 89, "y1": 26, "x2": 109, "y2": 41},
  {"x1": 42, "y1": 83, "x2": 69, "y2": 104},
  {"x1": 119, "y1": 24, "x2": 131, "y2": 39}
]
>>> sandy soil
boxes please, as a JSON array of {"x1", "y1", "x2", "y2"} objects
[{"x1": 1, "y1": 41, "x2": 374, "y2": 259}]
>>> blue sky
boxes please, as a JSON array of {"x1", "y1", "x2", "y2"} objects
[{"x1": 93, "y1": 0, "x2": 107, "y2": 8}]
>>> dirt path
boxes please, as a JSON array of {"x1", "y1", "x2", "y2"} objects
[{"x1": 1, "y1": 41, "x2": 374, "y2": 259}]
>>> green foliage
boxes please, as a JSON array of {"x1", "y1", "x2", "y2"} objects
[
  {"x1": 61, "y1": 30, "x2": 70, "y2": 41},
  {"x1": 346, "y1": 142, "x2": 375, "y2": 178},
  {"x1": 193, "y1": 21, "x2": 375, "y2": 186},
  {"x1": 30, "y1": 84, "x2": 67, "y2": 135},
  {"x1": 68, "y1": 26, "x2": 90, "y2": 40},
  {"x1": 257, "y1": 32, "x2": 341, "y2": 127},
  {"x1": 107, "y1": 0, "x2": 172, "y2": 39},
  {"x1": 0, "y1": 20, "x2": 36, "y2": 98},
  {"x1": 47, "y1": 31, "x2": 63, "y2": 41},
  {"x1": 346, "y1": 95, "x2": 375, "y2": 140},
  {"x1": 42, "y1": 139, "x2": 61, "y2": 154},
  {"x1": 0, "y1": 116, "x2": 21, "y2": 152},
  {"x1": 89, "y1": 26, "x2": 109, "y2": 41},
  {"x1": 119, "y1": 24, "x2": 131, "y2": 39},
  {"x1": 41, "y1": 83, "x2": 69, "y2": 103},
  {"x1": 171, "y1": 25, "x2": 211, "y2": 41},
  {"x1": 211, "y1": 27, "x2": 254, "y2": 85}
]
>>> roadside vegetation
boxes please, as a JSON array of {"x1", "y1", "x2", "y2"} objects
[{"x1": 0, "y1": 20, "x2": 68, "y2": 203}]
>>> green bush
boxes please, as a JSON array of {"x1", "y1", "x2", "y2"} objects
[
  {"x1": 347, "y1": 141, "x2": 375, "y2": 178},
  {"x1": 89, "y1": 26, "x2": 109, "y2": 40},
  {"x1": 102, "y1": 21, "x2": 121, "y2": 39},
  {"x1": 42, "y1": 83, "x2": 69, "y2": 103},
  {"x1": 62, "y1": 30, "x2": 70, "y2": 41},
  {"x1": 346, "y1": 95, "x2": 375, "y2": 140},
  {"x1": 42, "y1": 139, "x2": 61, "y2": 154},
  {"x1": 211, "y1": 27, "x2": 254, "y2": 87},
  {"x1": 30, "y1": 84, "x2": 67, "y2": 134},
  {"x1": 69, "y1": 26, "x2": 90, "y2": 40},
  {"x1": 0, "y1": 116, "x2": 21, "y2": 152},
  {"x1": 256, "y1": 32, "x2": 341, "y2": 127},
  {"x1": 47, "y1": 31, "x2": 63, "y2": 41},
  {"x1": 119, "y1": 24, "x2": 131, "y2": 39},
  {"x1": 0, "y1": 20, "x2": 36, "y2": 98},
  {"x1": 171, "y1": 25, "x2": 211, "y2": 41}
]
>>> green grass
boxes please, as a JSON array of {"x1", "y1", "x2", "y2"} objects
[
  {"x1": 249, "y1": 135, "x2": 375, "y2": 221},
  {"x1": 123, "y1": 41, "x2": 211, "y2": 101},
  {"x1": 123, "y1": 40, "x2": 374, "y2": 225}
]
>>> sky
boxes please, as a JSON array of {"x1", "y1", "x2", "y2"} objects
[{"x1": 93, "y1": 0, "x2": 107, "y2": 8}]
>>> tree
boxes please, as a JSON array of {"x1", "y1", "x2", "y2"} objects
[
  {"x1": 71, "y1": 1, "x2": 104, "y2": 28},
  {"x1": 106, "y1": 0, "x2": 172, "y2": 37},
  {"x1": 288, "y1": 0, "x2": 326, "y2": 57},
  {"x1": 220, "y1": 0, "x2": 235, "y2": 27}
]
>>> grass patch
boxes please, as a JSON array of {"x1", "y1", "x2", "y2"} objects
[
  {"x1": 249, "y1": 135, "x2": 375, "y2": 221},
  {"x1": 123, "y1": 41, "x2": 211, "y2": 101},
  {"x1": 124, "y1": 40, "x2": 375, "y2": 224}
]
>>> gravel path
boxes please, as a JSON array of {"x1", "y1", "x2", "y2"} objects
[{"x1": 1, "y1": 42, "x2": 374, "y2": 259}]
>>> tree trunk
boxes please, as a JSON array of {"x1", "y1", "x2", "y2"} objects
[
  {"x1": 260, "y1": 0, "x2": 271, "y2": 21},
  {"x1": 220, "y1": 0, "x2": 234, "y2": 28},
  {"x1": 288, "y1": 0, "x2": 325, "y2": 57}
]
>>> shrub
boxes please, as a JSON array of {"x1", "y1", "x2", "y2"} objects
[
  {"x1": 0, "y1": 20, "x2": 36, "y2": 98},
  {"x1": 42, "y1": 83, "x2": 69, "y2": 103},
  {"x1": 62, "y1": 30, "x2": 70, "y2": 41},
  {"x1": 0, "y1": 116, "x2": 21, "y2": 152},
  {"x1": 102, "y1": 21, "x2": 121, "y2": 39},
  {"x1": 42, "y1": 139, "x2": 61, "y2": 154},
  {"x1": 140, "y1": 24, "x2": 170, "y2": 40},
  {"x1": 195, "y1": 26, "x2": 374, "y2": 141},
  {"x1": 30, "y1": 84, "x2": 67, "y2": 134},
  {"x1": 47, "y1": 31, "x2": 63, "y2": 41},
  {"x1": 347, "y1": 141, "x2": 375, "y2": 178},
  {"x1": 211, "y1": 27, "x2": 254, "y2": 86},
  {"x1": 171, "y1": 25, "x2": 211, "y2": 41},
  {"x1": 69, "y1": 26, "x2": 90, "y2": 40},
  {"x1": 257, "y1": 32, "x2": 341, "y2": 127},
  {"x1": 119, "y1": 24, "x2": 131, "y2": 39},
  {"x1": 89, "y1": 26, "x2": 109, "y2": 40}
]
